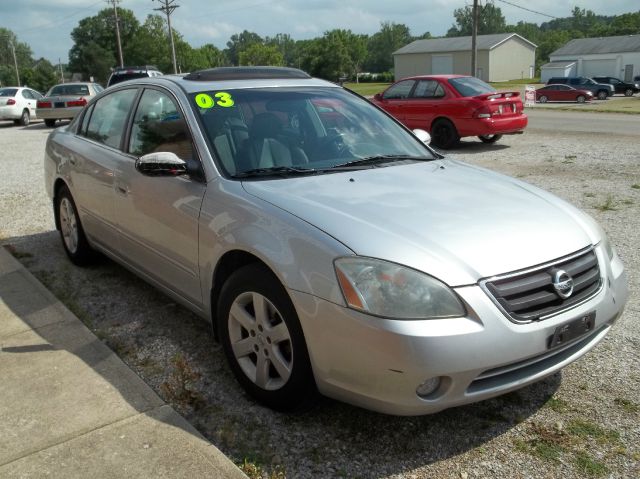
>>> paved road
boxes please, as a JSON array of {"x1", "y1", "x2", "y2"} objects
[{"x1": 526, "y1": 108, "x2": 640, "y2": 136}]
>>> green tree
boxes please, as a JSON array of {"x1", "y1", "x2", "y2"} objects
[
  {"x1": 68, "y1": 8, "x2": 139, "y2": 82},
  {"x1": 21, "y1": 58, "x2": 59, "y2": 93},
  {"x1": 225, "y1": 30, "x2": 263, "y2": 66},
  {"x1": 0, "y1": 28, "x2": 33, "y2": 86},
  {"x1": 239, "y1": 43, "x2": 284, "y2": 66},
  {"x1": 365, "y1": 22, "x2": 412, "y2": 72},
  {"x1": 447, "y1": 4, "x2": 507, "y2": 36},
  {"x1": 265, "y1": 33, "x2": 297, "y2": 66}
]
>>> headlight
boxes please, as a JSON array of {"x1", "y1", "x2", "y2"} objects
[
  {"x1": 334, "y1": 257, "x2": 466, "y2": 319},
  {"x1": 600, "y1": 235, "x2": 616, "y2": 261}
]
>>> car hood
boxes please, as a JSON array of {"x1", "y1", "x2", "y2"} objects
[{"x1": 242, "y1": 160, "x2": 600, "y2": 286}]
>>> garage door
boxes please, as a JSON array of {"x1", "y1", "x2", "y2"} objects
[
  {"x1": 432, "y1": 54, "x2": 453, "y2": 74},
  {"x1": 582, "y1": 59, "x2": 616, "y2": 77}
]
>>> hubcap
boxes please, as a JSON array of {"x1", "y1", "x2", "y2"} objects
[
  {"x1": 228, "y1": 292, "x2": 293, "y2": 390},
  {"x1": 59, "y1": 197, "x2": 79, "y2": 254}
]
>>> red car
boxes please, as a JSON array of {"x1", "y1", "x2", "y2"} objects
[
  {"x1": 371, "y1": 75, "x2": 527, "y2": 149},
  {"x1": 535, "y1": 84, "x2": 593, "y2": 103}
]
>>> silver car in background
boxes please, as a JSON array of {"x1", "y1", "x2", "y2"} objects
[
  {"x1": 44, "y1": 67, "x2": 628, "y2": 415},
  {"x1": 37, "y1": 82, "x2": 103, "y2": 127}
]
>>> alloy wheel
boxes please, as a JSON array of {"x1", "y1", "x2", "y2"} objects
[{"x1": 59, "y1": 197, "x2": 79, "y2": 254}]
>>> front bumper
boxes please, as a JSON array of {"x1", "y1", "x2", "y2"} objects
[
  {"x1": 291, "y1": 245, "x2": 627, "y2": 415},
  {"x1": 456, "y1": 114, "x2": 528, "y2": 138}
]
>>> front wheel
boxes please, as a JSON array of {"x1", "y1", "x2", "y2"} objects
[
  {"x1": 478, "y1": 134, "x2": 503, "y2": 144},
  {"x1": 55, "y1": 185, "x2": 96, "y2": 265},
  {"x1": 576, "y1": 95, "x2": 586, "y2": 103},
  {"x1": 217, "y1": 264, "x2": 316, "y2": 411},
  {"x1": 430, "y1": 119, "x2": 459, "y2": 149},
  {"x1": 596, "y1": 90, "x2": 608, "y2": 100}
]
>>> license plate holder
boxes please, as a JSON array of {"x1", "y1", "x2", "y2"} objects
[{"x1": 548, "y1": 312, "x2": 596, "y2": 349}]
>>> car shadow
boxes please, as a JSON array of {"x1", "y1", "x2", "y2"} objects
[
  {"x1": 432, "y1": 140, "x2": 511, "y2": 155},
  {"x1": 2, "y1": 230, "x2": 560, "y2": 477}
]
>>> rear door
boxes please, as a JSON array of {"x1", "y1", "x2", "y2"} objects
[{"x1": 113, "y1": 87, "x2": 206, "y2": 306}]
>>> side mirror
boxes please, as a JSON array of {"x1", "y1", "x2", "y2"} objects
[
  {"x1": 135, "y1": 152, "x2": 187, "y2": 177},
  {"x1": 412, "y1": 128, "x2": 431, "y2": 145},
  {"x1": 373, "y1": 93, "x2": 382, "y2": 101}
]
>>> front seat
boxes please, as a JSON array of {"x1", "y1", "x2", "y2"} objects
[{"x1": 238, "y1": 112, "x2": 307, "y2": 170}]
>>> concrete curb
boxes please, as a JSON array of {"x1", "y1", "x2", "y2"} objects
[{"x1": 0, "y1": 247, "x2": 247, "y2": 478}]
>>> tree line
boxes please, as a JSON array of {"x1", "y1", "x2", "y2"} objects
[{"x1": 1, "y1": 6, "x2": 638, "y2": 93}]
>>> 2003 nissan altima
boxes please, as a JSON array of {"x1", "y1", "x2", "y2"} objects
[{"x1": 44, "y1": 67, "x2": 628, "y2": 415}]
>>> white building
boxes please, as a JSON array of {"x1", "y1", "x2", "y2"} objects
[{"x1": 542, "y1": 35, "x2": 640, "y2": 82}]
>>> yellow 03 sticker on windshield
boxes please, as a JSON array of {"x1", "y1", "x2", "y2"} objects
[{"x1": 195, "y1": 92, "x2": 234, "y2": 109}]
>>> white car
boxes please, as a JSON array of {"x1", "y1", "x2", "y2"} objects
[{"x1": 0, "y1": 86, "x2": 43, "y2": 126}]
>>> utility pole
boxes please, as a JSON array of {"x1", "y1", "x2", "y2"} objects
[
  {"x1": 153, "y1": 0, "x2": 179, "y2": 74},
  {"x1": 107, "y1": 0, "x2": 124, "y2": 67},
  {"x1": 58, "y1": 58, "x2": 65, "y2": 83},
  {"x1": 471, "y1": 0, "x2": 479, "y2": 78},
  {"x1": 10, "y1": 41, "x2": 20, "y2": 86}
]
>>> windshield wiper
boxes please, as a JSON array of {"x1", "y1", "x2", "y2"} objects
[
  {"x1": 330, "y1": 155, "x2": 436, "y2": 169},
  {"x1": 233, "y1": 166, "x2": 318, "y2": 178}
]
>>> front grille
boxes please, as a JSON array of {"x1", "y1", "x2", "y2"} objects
[{"x1": 482, "y1": 248, "x2": 602, "y2": 323}]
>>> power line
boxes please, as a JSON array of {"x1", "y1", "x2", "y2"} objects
[{"x1": 493, "y1": 0, "x2": 558, "y2": 20}]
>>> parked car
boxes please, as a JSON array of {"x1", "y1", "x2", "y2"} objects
[
  {"x1": 37, "y1": 82, "x2": 103, "y2": 127},
  {"x1": 591, "y1": 76, "x2": 640, "y2": 96},
  {"x1": 546, "y1": 77, "x2": 613, "y2": 100},
  {"x1": 370, "y1": 75, "x2": 527, "y2": 149},
  {"x1": 0, "y1": 86, "x2": 43, "y2": 126},
  {"x1": 107, "y1": 65, "x2": 163, "y2": 88},
  {"x1": 535, "y1": 84, "x2": 593, "y2": 103},
  {"x1": 44, "y1": 67, "x2": 627, "y2": 416}
]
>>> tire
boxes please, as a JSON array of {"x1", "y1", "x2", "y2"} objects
[
  {"x1": 55, "y1": 185, "x2": 96, "y2": 266},
  {"x1": 596, "y1": 90, "x2": 608, "y2": 100},
  {"x1": 538, "y1": 95, "x2": 548, "y2": 103},
  {"x1": 576, "y1": 95, "x2": 586, "y2": 103},
  {"x1": 217, "y1": 263, "x2": 316, "y2": 411},
  {"x1": 624, "y1": 88, "x2": 633, "y2": 97},
  {"x1": 45, "y1": 119, "x2": 56, "y2": 127},
  {"x1": 19, "y1": 109, "x2": 30, "y2": 126},
  {"x1": 430, "y1": 119, "x2": 459, "y2": 149},
  {"x1": 478, "y1": 134, "x2": 502, "y2": 144}
]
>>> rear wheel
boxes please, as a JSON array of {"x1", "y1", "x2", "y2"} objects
[
  {"x1": 55, "y1": 185, "x2": 96, "y2": 266},
  {"x1": 538, "y1": 95, "x2": 548, "y2": 103},
  {"x1": 624, "y1": 88, "x2": 634, "y2": 97},
  {"x1": 217, "y1": 264, "x2": 316, "y2": 411},
  {"x1": 45, "y1": 119, "x2": 56, "y2": 127},
  {"x1": 596, "y1": 90, "x2": 608, "y2": 100},
  {"x1": 576, "y1": 95, "x2": 586, "y2": 103},
  {"x1": 19, "y1": 109, "x2": 30, "y2": 126},
  {"x1": 430, "y1": 119, "x2": 459, "y2": 149},
  {"x1": 478, "y1": 134, "x2": 502, "y2": 144}
]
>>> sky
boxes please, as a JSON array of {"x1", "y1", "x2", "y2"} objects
[{"x1": 1, "y1": 0, "x2": 639, "y2": 64}]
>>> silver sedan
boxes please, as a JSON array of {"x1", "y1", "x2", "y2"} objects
[
  {"x1": 44, "y1": 67, "x2": 628, "y2": 415},
  {"x1": 37, "y1": 82, "x2": 103, "y2": 127}
]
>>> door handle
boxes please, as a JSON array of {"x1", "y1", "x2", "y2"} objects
[{"x1": 116, "y1": 186, "x2": 128, "y2": 196}]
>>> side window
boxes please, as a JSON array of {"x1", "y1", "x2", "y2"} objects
[
  {"x1": 21, "y1": 90, "x2": 32, "y2": 99},
  {"x1": 382, "y1": 80, "x2": 415, "y2": 100},
  {"x1": 85, "y1": 89, "x2": 137, "y2": 149},
  {"x1": 79, "y1": 104, "x2": 95, "y2": 136},
  {"x1": 129, "y1": 89, "x2": 192, "y2": 161}
]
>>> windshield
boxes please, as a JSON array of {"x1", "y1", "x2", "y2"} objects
[
  {"x1": 0, "y1": 88, "x2": 17, "y2": 97},
  {"x1": 448, "y1": 77, "x2": 496, "y2": 97},
  {"x1": 190, "y1": 87, "x2": 434, "y2": 177}
]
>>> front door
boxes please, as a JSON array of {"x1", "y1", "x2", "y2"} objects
[{"x1": 113, "y1": 87, "x2": 206, "y2": 306}]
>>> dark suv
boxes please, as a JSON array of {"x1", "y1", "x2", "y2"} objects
[
  {"x1": 592, "y1": 76, "x2": 640, "y2": 96},
  {"x1": 107, "y1": 65, "x2": 163, "y2": 88},
  {"x1": 546, "y1": 77, "x2": 613, "y2": 100}
]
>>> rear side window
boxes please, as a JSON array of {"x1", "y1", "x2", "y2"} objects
[
  {"x1": 413, "y1": 80, "x2": 445, "y2": 98},
  {"x1": 129, "y1": 89, "x2": 192, "y2": 161},
  {"x1": 85, "y1": 89, "x2": 137, "y2": 149},
  {"x1": 448, "y1": 77, "x2": 495, "y2": 97}
]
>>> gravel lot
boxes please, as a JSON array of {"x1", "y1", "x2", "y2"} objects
[{"x1": 1, "y1": 119, "x2": 639, "y2": 479}]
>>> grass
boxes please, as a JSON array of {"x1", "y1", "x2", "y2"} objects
[
  {"x1": 614, "y1": 397, "x2": 640, "y2": 413},
  {"x1": 238, "y1": 459, "x2": 286, "y2": 479},
  {"x1": 575, "y1": 451, "x2": 608, "y2": 477},
  {"x1": 160, "y1": 352, "x2": 205, "y2": 409},
  {"x1": 632, "y1": 184, "x2": 640, "y2": 189},
  {"x1": 594, "y1": 194, "x2": 617, "y2": 212},
  {"x1": 545, "y1": 396, "x2": 570, "y2": 413},
  {"x1": 566, "y1": 419, "x2": 621, "y2": 446},
  {"x1": 343, "y1": 82, "x2": 389, "y2": 96}
]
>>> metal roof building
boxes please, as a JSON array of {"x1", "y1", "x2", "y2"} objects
[
  {"x1": 546, "y1": 35, "x2": 640, "y2": 81},
  {"x1": 393, "y1": 33, "x2": 536, "y2": 82}
]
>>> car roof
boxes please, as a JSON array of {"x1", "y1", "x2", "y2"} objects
[
  {"x1": 120, "y1": 67, "x2": 339, "y2": 94},
  {"x1": 400, "y1": 74, "x2": 469, "y2": 81}
]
